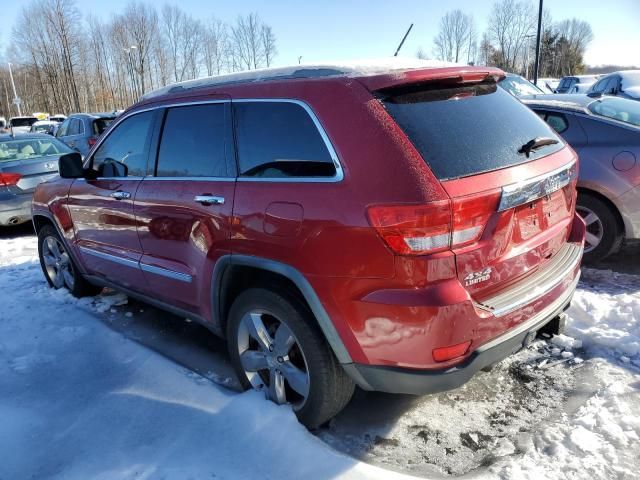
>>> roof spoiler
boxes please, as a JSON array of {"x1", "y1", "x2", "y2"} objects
[{"x1": 357, "y1": 67, "x2": 506, "y2": 93}]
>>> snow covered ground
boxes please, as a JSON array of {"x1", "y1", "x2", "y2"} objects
[{"x1": 1, "y1": 227, "x2": 638, "y2": 479}]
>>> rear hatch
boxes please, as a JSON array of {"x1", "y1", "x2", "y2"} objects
[
  {"x1": 378, "y1": 78, "x2": 577, "y2": 301},
  {"x1": 0, "y1": 137, "x2": 67, "y2": 193}
]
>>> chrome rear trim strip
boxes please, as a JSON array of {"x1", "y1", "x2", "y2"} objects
[
  {"x1": 498, "y1": 160, "x2": 577, "y2": 212},
  {"x1": 477, "y1": 272, "x2": 579, "y2": 352},
  {"x1": 477, "y1": 242, "x2": 582, "y2": 317}
]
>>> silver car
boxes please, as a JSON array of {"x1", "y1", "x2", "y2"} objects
[
  {"x1": 0, "y1": 133, "x2": 72, "y2": 226},
  {"x1": 522, "y1": 94, "x2": 640, "y2": 262}
]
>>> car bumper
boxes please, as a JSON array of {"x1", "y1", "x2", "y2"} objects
[
  {"x1": 0, "y1": 193, "x2": 32, "y2": 225},
  {"x1": 343, "y1": 271, "x2": 578, "y2": 394}
]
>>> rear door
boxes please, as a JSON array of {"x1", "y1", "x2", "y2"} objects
[
  {"x1": 380, "y1": 81, "x2": 577, "y2": 300},
  {"x1": 134, "y1": 99, "x2": 235, "y2": 316},
  {"x1": 67, "y1": 109, "x2": 159, "y2": 289}
]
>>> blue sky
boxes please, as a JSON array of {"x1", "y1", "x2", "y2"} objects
[{"x1": 2, "y1": 0, "x2": 639, "y2": 67}]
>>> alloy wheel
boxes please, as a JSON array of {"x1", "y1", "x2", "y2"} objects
[
  {"x1": 236, "y1": 310, "x2": 310, "y2": 408},
  {"x1": 576, "y1": 205, "x2": 604, "y2": 253},
  {"x1": 41, "y1": 236, "x2": 75, "y2": 290}
]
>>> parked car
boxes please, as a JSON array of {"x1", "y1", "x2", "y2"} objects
[
  {"x1": 537, "y1": 77, "x2": 560, "y2": 94},
  {"x1": 587, "y1": 70, "x2": 640, "y2": 100},
  {"x1": 9, "y1": 116, "x2": 39, "y2": 133},
  {"x1": 55, "y1": 113, "x2": 116, "y2": 156},
  {"x1": 556, "y1": 75, "x2": 599, "y2": 94},
  {"x1": 570, "y1": 82, "x2": 596, "y2": 94},
  {"x1": 49, "y1": 114, "x2": 67, "y2": 124},
  {"x1": 30, "y1": 120, "x2": 58, "y2": 136},
  {"x1": 33, "y1": 63, "x2": 585, "y2": 427},
  {"x1": 522, "y1": 94, "x2": 640, "y2": 262},
  {"x1": 0, "y1": 133, "x2": 72, "y2": 226},
  {"x1": 499, "y1": 73, "x2": 545, "y2": 96},
  {"x1": 0, "y1": 117, "x2": 7, "y2": 133}
]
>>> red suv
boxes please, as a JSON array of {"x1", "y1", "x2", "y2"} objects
[{"x1": 33, "y1": 63, "x2": 585, "y2": 427}]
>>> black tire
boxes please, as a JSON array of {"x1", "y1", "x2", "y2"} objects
[
  {"x1": 37, "y1": 224, "x2": 102, "y2": 297},
  {"x1": 227, "y1": 288, "x2": 355, "y2": 428},
  {"x1": 576, "y1": 193, "x2": 623, "y2": 263}
]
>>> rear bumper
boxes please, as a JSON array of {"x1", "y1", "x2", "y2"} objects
[
  {"x1": 0, "y1": 193, "x2": 32, "y2": 225},
  {"x1": 343, "y1": 271, "x2": 579, "y2": 394}
]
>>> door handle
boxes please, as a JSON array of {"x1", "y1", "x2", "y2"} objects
[
  {"x1": 194, "y1": 195, "x2": 225, "y2": 206},
  {"x1": 111, "y1": 191, "x2": 131, "y2": 200}
]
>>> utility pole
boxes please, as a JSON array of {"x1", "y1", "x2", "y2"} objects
[
  {"x1": 7, "y1": 63, "x2": 22, "y2": 116},
  {"x1": 533, "y1": 0, "x2": 543, "y2": 85},
  {"x1": 394, "y1": 24, "x2": 414, "y2": 57},
  {"x1": 524, "y1": 34, "x2": 535, "y2": 79}
]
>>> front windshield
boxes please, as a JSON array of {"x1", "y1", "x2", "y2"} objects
[
  {"x1": 589, "y1": 97, "x2": 640, "y2": 126},
  {"x1": 500, "y1": 76, "x2": 544, "y2": 96},
  {"x1": 0, "y1": 138, "x2": 72, "y2": 162}
]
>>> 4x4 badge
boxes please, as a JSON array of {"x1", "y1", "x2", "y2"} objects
[{"x1": 464, "y1": 268, "x2": 492, "y2": 286}]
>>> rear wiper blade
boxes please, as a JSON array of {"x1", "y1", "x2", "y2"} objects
[{"x1": 518, "y1": 137, "x2": 559, "y2": 158}]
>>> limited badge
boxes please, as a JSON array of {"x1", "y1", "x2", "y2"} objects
[{"x1": 464, "y1": 267, "x2": 492, "y2": 286}]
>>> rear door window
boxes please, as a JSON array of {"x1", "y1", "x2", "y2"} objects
[
  {"x1": 233, "y1": 101, "x2": 336, "y2": 178},
  {"x1": 381, "y1": 82, "x2": 564, "y2": 180},
  {"x1": 156, "y1": 104, "x2": 229, "y2": 177},
  {"x1": 67, "y1": 119, "x2": 82, "y2": 136}
]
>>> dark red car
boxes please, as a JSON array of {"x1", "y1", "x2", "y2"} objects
[{"x1": 32, "y1": 63, "x2": 585, "y2": 427}]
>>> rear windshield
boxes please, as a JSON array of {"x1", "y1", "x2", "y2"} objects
[
  {"x1": 380, "y1": 82, "x2": 564, "y2": 180},
  {"x1": 93, "y1": 118, "x2": 115, "y2": 135},
  {"x1": 0, "y1": 138, "x2": 72, "y2": 162}
]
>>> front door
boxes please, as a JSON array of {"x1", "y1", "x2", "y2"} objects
[
  {"x1": 68, "y1": 109, "x2": 159, "y2": 289},
  {"x1": 134, "y1": 100, "x2": 235, "y2": 318}
]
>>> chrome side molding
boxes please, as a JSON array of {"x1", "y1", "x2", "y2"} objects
[
  {"x1": 498, "y1": 160, "x2": 577, "y2": 212},
  {"x1": 79, "y1": 245, "x2": 192, "y2": 283}
]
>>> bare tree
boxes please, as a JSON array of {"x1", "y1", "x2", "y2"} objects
[
  {"x1": 261, "y1": 25, "x2": 277, "y2": 68},
  {"x1": 202, "y1": 18, "x2": 229, "y2": 76},
  {"x1": 433, "y1": 10, "x2": 473, "y2": 63},
  {"x1": 121, "y1": 2, "x2": 158, "y2": 95},
  {"x1": 3, "y1": 1, "x2": 279, "y2": 115},
  {"x1": 231, "y1": 13, "x2": 265, "y2": 70},
  {"x1": 487, "y1": 0, "x2": 536, "y2": 72}
]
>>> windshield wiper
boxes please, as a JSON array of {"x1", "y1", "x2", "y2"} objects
[{"x1": 518, "y1": 137, "x2": 559, "y2": 158}]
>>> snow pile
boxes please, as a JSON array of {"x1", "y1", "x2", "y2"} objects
[
  {"x1": 1, "y1": 233, "x2": 639, "y2": 480},
  {"x1": 568, "y1": 268, "x2": 640, "y2": 364},
  {"x1": 0, "y1": 236, "x2": 417, "y2": 480}
]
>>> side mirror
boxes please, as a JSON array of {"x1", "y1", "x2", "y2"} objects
[{"x1": 58, "y1": 152, "x2": 84, "y2": 178}]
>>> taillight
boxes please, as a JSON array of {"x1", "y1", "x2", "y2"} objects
[
  {"x1": 451, "y1": 190, "x2": 501, "y2": 248},
  {"x1": 367, "y1": 190, "x2": 500, "y2": 256},
  {"x1": 88, "y1": 137, "x2": 97, "y2": 149},
  {"x1": 367, "y1": 201, "x2": 451, "y2": 255},
  {"x1": 433, "y1": 340, "x2": 472, "y2": 362},
  {"x1": 0, "y1": 173, "x2": 21, "y2": 186}
]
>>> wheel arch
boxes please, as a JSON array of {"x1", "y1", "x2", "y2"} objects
[
  {"x1": 577, "y1": 187, "x2": 626, "y2": 236},
  {"x1": 212, "y1": 255, "x2": 352, "y2": 364}
]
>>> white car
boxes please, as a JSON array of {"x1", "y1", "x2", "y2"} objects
[
  {"x1": 536, "y1": 78, "x2": 560, "y2": 93},
  {"x1": 587, "y1": 70, "x2": 640, "y2": 100},
  {"x1": 49, "y1": 114, "x2": 67, "y2": 123},
  {"x1": 570, "y1": 82, "x2": 596, "y2": 94},
  {"x1": 8, "y1": 116, "x2": 39, "y2": 133},
  {"x1": 556, "y1": 75, "x2": 599, "y2": 94}
]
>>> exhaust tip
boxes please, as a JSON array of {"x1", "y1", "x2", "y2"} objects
[{"x1": 7, "y1": 217, "x2": 21, "y2": 225}]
